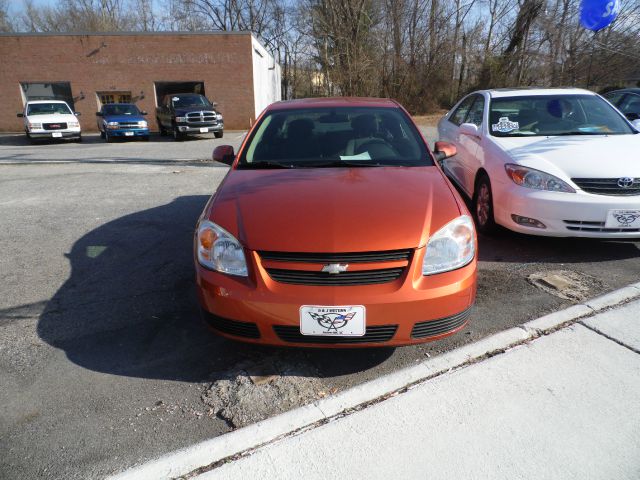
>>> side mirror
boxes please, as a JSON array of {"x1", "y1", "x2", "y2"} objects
[
  {"x1": 96, "y1": 112, "x2": 102, "y2": 116},
  {"x1": 141, "y1": 111, "x2": 148, "y2": 115},
  {"x1": 632, "y1": 119, "x2": 640, "y2": 132},
  {"x1": 212, "y1": 102, "x2": 218, "y2": 108},
  {"x1": 212, "y1": 145, "x2": 235, "y2": 166},
  {"x1": 75, "y1": 112, "x2": 82, "y2": 116},
  {"x1": 17, "y1": 113, "x2": 24, "y2": 117},
  {"x1": 459, "y1": 122, "x2": 480, "y2": 137},
  {"x1": 433, "y1": 141, "x2": 457, "y2": 164}
]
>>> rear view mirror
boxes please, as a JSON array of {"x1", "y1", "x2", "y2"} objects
[
  {"x1": 141, "y1": 111, "x2": 148, "y2": 115},
  {"x1": 213, "y1": 145, "x2": 235, "y2": 166},
  {"x1": 17, "y1": 113, "x2": 24, "y2": 118},
  {"x1": 459, "y1": 123, "x2": 480, "y2": 137},
  {"x1": 96, "y1": 112, "x2": 102, "y2": 116},
  {"x1": 433, "y1": 141, "x2": 457, "y2": 164}
]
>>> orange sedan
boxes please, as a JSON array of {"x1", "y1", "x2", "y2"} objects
[{"x1": 195, "y1": 98, "x2": 477, "y2": 347}]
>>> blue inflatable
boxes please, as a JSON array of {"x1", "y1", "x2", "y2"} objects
[{"x1": 580, "y1": 0, "x2": 620, "y2": 31}]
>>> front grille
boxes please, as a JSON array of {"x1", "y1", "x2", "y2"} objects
[
  {"x1": 273, "y1": 325, "x2": 398, "y2": 344},
  {"x1": 259, "y1": 249, "x2": 411, "y2": 263},
  {"x1": 186, "y1": 111, "x2": 217, "y2": 124},
  {"x1": 43, "y1": 122, "x2": 67, "y2": 130},
  {"x1": 411, "y1": 307, "x2": 472, "y2": 339},
  {"x1": 117, "y1": 122, "x2": 140, "y2": 129},
  {"x1": 266, "y1": 267, "x2": 404, "y2": 286},
  {"x1": 572, "y1": 178, "x2": 640, "y2": 196},
  {"x1": 564, "y1": 220, "x2": 640, "y2": 233},
  {"x1": 201, "y1": 310, "x2": 260, "y2": 339}
]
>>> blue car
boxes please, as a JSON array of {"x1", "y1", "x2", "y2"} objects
[{"x1": 96, "y1": 103, "x2": 150, "y2": 142}]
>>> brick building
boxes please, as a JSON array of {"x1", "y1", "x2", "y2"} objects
[{"x1": 0, "y1": 31, "x2": 281, "y2": 132}]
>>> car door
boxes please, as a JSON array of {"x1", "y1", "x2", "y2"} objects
[
  {"x1": 438, "y1": 95, "x2": 476, "y2": 195},
  {"x1": 457, "y1": 94, "x2": 485, "y2": 195}
]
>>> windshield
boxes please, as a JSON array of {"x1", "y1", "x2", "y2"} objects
[
  {"x1": 171, "y1": 95, "x2": 211, "y2": 108},
  {"x1": 102, "y1": 104, "x2": 141, "y2": 116},
  {"x1": 238, "y1": 106, "x2": 430, "y2": 168},
  {"x1": 489, "y1": 94, "x2": 635, "y2": 137},
  {"x1": 27, "y1": 102, "x2": 72, "y2": 116}
]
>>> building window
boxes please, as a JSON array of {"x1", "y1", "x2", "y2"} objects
[
  {"x1": 20, "y1": 82, "x2": 74, "y2": 109},
  {"x1": 97, "y1": 91, "x2": 132, "y2": 107}
]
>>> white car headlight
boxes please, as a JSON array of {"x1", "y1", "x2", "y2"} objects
[
  {"x1": 28, "y1": 122, "x2": 42, "y2": 130},
  {"x1": 138, "y1": 121, "x2": 148, "y2": 128},
  {"x1": 68, "y1": 121, "x2": 79, "y2": 128},
  {"x1": 505, "y1": 164, "x2": 575, "y2": 193},
  {"x1": 422, "y1": 215, "x2": 476, "y2": 275},
  {"x1": 197, "y1": 220, "x2": 248, "y2": 276},
  {"x1": 175, "y1": 116, "x2": 187, "y2": 123},
  {"x1": 216, "y1": 113, "x2": 223, "y2": 120}
]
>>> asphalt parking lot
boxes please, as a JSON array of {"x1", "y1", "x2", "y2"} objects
[{"x1": 1, "y1": 130, "x2": 639, "y2": 479}]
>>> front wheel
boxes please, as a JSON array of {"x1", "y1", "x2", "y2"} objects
[
  {"x1": 214, "y1": 130, "x2": 224, "y2": 139},
  {"x1": 105, "y1": 131, "x2": 112, "y2": 143},
  {"x1": 472, "y1": 173, "x2": 498, "y2": 235},
  {"x1": 172, "y1": 127, "x2": 185, "y2": 141}
]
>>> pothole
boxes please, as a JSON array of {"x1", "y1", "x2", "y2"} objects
[
  {"x1": 528, "y1": 270, "x2": 604, "y2": 301},
  {"x1": 201, "y1": 357, "x2": 327, "y2": 428}
]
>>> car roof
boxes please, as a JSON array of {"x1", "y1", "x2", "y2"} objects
[
  {"x1": 26, "y1": 100, "x2": 69, "y2": 104},
  {"x1": 605, "y1": 88, "x2": 640, "y2": 94},
  {"x1": 267, "y1": 97, "x2": 399, "y2": 111},
  {"x1": 166, "y1": 93, "x2": 204, "y2": 97},
  {"x1": 483, "y1": 87, "x2": 596, "y2": 98},
  {"x1": 102, "y1": 103, "x2": 137, "y2": 107}
]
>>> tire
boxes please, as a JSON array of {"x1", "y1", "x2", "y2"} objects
[
  {"x1": 26, "y1": 131, "x2": 35, "y2": 144},
  {"x1": 100, "y1": 130, "x2": 105, "y2": 139},
  {"x1": 105, "y1": 131, "x2": 112, "y2": 143},
  {"x1": 142, "y1": 135, "x2": 150, "y2": 142},
  {"x1": 214, "y1": 130, "x2": 224, "y2": 139},
  {"x1": 472, "y1": 173, "x2": 498, "y2": 235},
  {"x1": 157, "y1": 118, "x2": 167, "y2": 137},
  {"x1": 75, "y1": 135, "x2": 82, "y2": 143},
  {"x1": 172, "y1": 126, "x2": 185, "y2": 142}
]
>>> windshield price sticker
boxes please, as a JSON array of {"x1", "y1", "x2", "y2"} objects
[{"x1": 492, "y1": 117, "x2": 519, "y2": 133}]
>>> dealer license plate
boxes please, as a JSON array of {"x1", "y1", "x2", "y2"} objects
[
  {"x1": 299, "y1": 305, "x2": 365, "y2": 336},
  {"x1": 124, "y1": 131, "x2": 134, "y2": 136},
  {"x1": 51, "y1": 132, "x2": 62, "y2": 138},
  {"x1": 200, "y1": 127, "x2": 209, "y2": 133},
  {"x1": 604, "y1": 209, "x2": 640, "y2": 229}
]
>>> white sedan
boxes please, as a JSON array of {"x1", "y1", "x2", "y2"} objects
[
  {"x1": 18, "y1": 100, "x2": 82, "y2": 142},
  {"x1": 437, "y1": 88, "x2": 640, "y2": 238}
]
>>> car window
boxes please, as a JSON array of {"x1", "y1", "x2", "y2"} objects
[
  {"x1": 489, "y1": 94, "x2": 635, "y2": 137},
  {"x1": 465, "y1": 95, "x2": 485, "y2": 127},
  {"x1": 27, "y1": 103, "x2": 72, "y2": 115},
  {"x1": 619, "y1": 94, "x2": 640, "y2": 117},
  {"x1": 239, "y1": 106, "x2": 430, "y2": 168},
  {"x1": 604, "y1": 92, "x2": 624, "y2": 106},
  {"x1": 102, "y1": 104, "x2": 140, "y2": 116},
  {"x1": 449, "y1": 96, "x2": 475, "y2": 126},
  {"x1": 171, "y1": 95, "x2": 211, "y2": 108}
]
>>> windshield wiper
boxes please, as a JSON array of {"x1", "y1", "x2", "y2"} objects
[
  {"x1": 237, "y1": 161, "x2": 296, "y2": 169},
  {"x1": 552, "y1": 131, "x2": 606, "y2": 136},
  {"x1": 305, "y1": 160, "x2": 385, "y2": 168}
]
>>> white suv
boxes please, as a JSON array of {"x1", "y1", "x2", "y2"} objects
[{"x1": 18, "y1": 100, "x2": 82, "y2": 142}]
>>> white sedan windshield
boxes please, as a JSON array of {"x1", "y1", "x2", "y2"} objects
[{"x1": 489, "y1": 95, "x2": 634, "y2": 137}]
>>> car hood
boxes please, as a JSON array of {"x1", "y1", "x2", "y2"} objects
[
  {"x1": 103, "y1": 114, "x2": 145, "y2": 123},
  {"x1": 174, "y1": 107, "x2": 216, "y2": 115},
  {"x1": 492, "y1": 133, "x2": 640, "y2": 178},
  {"x1": 26, "y1": 114, "x2": 77, "y2": 124},
  {"x1": 208, "y1": 167, "x2": 461, "y2": 252}
]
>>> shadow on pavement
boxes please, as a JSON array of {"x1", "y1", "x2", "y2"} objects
[{"x1": 36, "y1": 196, "x2": 392, "y2": 383}]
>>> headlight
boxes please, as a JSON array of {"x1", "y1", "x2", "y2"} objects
[
  {"x1": 138, "y1": 121, "x2": 148, "y2": 128},
  {"x1": 175, "y1": 116, "x2": 187, "y2": 123},
  {"x1": 196, "y1": 220, "x2": 248, "y2": 276},
  {"x1": 68, "y1": 121, "x2": 79, "y2": 128},
  {"x1": 422, "y1": 215, "x2": 476, "y2": 275},
  {"x1": 216, "y1": 113, "x2": 223, "y2": 120},
  {"x1": 28, "y1": 122, "x2": 42, "y2": 130},
  {"x1": 107, "y1": 121, "x2": 119, "y2": 129},
  {"x1": 505, "y1": 164, "x2": 575, "y2": 193}
]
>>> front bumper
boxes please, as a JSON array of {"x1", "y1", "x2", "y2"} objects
[
  {"x1": 29, "y1": 129, "x2": 81, "y2": 139},
  {"x1": 493, "y1": 181, "x2": 640, "y2": 238},
  {"x1": 107, "y1": 128, "x2": 150, "y2": 137},
  {"x1": 196, "y1": 249, "x2": 477, "y2": 347},
  {"x1": 176, "y1": 123, "x2": 223, "y2": 134}
]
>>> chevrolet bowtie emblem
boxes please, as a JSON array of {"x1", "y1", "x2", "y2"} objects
[{"x1": 321, "y1": 263, "x2": 349, "y2": 274}]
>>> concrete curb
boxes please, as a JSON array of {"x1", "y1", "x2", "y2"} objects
[{"x1": 107, "y1": 284, "x2": 640, "y2": 480}]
